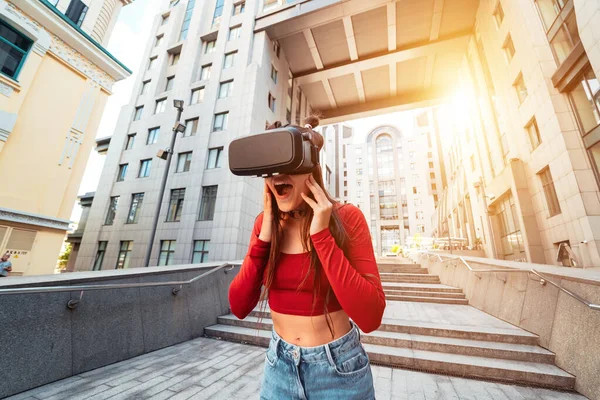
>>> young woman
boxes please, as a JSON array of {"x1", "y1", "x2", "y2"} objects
[{"x1": 228, "y1": 116, "x2": 386, "y2": 399}]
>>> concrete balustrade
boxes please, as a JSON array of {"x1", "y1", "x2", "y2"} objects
[
  {"x1": 410, "y1": 253, "x2": 600, "y2": 400},
  {"x1": 0, "y1": 262, "x2": 241, "y2": 399}
]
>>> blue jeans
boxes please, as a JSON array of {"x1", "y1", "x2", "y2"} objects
[{"x1": 260, "y1": 321, "x2": 375, "y2": 399}]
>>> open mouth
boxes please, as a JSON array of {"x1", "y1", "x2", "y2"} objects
[{"x1": 273, "y1": 182, "x2": 293, "y2": 197}]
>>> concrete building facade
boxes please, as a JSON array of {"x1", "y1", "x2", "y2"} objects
[
  {"x1": 345, "y1": 110, "x2": 443, "y2": 256},
  {"x1": 74, "y1": 0, "x2": 600, "y2": 270},
  {"x1": 432, "y1": 0, "x2": 600, "y2": 267},
  {"x1": 0, "y1": 0, "x2": 131, "y2": 275}
]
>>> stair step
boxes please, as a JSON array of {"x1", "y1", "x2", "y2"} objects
[
  {"x1": 382, "y1": 283, "x2": 463, "y2": 293},
  {"x1": 204, "y1": 324, "x2": 572, "y2": 390},
  {"x1": 212, "y1": 316, "x2": 554, "y2": 364},
  {"x1": 219, "y1": 313, "x2": 539, "y2": 346},
  {"x1": 384, "y1": 290, "x2": 466, "y2": 299},
  {"x1": 364, "y1": 344, "x2": 574, "y2": 390},
  {"x1": 378, "y1": 266, "x2": 429, "y2": 274},
  {"x1": 385, "y1": 295, "x2": 469, "y2": 305},
  {"x1": 380, "y1": 275, "x2": 441, "y2": 283},
  {"x1": 378, "y1": 318, "x2": 539, "y2": 345}
]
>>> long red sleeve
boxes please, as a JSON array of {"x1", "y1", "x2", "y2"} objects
[
  {"x1": 228, "y1": 213, "x2": 269, "y2": 319},
  {"x1": 311, "y1": 205, "x2": 386, "y2": 333}
]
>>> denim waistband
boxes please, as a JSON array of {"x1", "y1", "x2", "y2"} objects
[{"x1": 270, "y1": 321, "x2": 361, "y2": 364}]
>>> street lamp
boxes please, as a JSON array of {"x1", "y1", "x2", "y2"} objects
[{"x1": 143, "y1": 99, "x2": 185, "y2": 267}]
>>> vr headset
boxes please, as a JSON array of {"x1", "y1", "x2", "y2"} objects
[{"x1": 229, "y1": 126, "x2": 320, "y2": 177}]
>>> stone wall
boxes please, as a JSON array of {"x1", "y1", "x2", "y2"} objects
[
  {"x1": 0, "y1": 262, "x2": 240, "y2": 398},
  {"x1": 412, "y1": 253, "x2": 600, "y2": 400}
]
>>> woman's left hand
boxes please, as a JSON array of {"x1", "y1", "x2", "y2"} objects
[{"x1": 301, "y1": 175, "x2": 333, "y2": 235}]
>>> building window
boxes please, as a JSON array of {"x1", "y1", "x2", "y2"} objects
[
  {"x1": 166, "y1": 189, "x2": 185, "y2": 222},
  {"x1": 213, "y1": 112, "x2": 229, "y2": 132},
  {"x1": 232, "y1": 2, "x2": 245, "y2": 15},
  {"x1": 155, "y1": 34, "x2": 164, "y2": 47},
  {"x1": 569, "y1": 68, "x2": 600, "y2": 134},
  {"x1": 147, "y1": 127, "x2": 159, "y2": 144},
  {"x1": 154, "y1": 98, "x2": 167, "y2": 114},
  {"x1": 192, "y1": 240, "x2": 209, "y2": 263},
  {"x1": 513, "y1": 73, "x2": 528, "y2": 104},
  {"x1": 126, "y1": 193, "x2": 144, "y2": 224},
  {"x1": 270, "y1": 65, "x2": 278, "y2": 83},
  {"x1": 200, "y1": 64, "x2": 212, "y2": 80},
  {"x1": 92, "y1": 241, "x2": 107, "y2": 271},
  {"x1": 199, "y1": 185, "x2": 218, "y2": 220},
  {"x1": 179, "y1": 0, "x2": 196, "y2": 40},
  {"x1": 212, "y1": 0, "x2": 225, "y2": 27},
  {"x1": 273, "y1": 39, "x2": 281, "y2": 58},
  {"x1": 417, "y1": 225, "x2": 425, "y2": 233},
  {"x1": 538, "y1": 167, "x2": 561, "y2": 217},
  {"x1": 105, "y1": 196, "x2": 119, "y2": 225},
  {"x1": 207, "y1": 147, "x2": 223, "y2": 169},
  {"x1": 159, "y1": 240, "x2": 176, "y2": 266},
  {"x1": 228, "y1": 26, "x2": 241, "y2": 41},
  {"x1": 148, "y1": 56, "x2": 157, "y2": 70},
  {"x1": 219, "y1": 80, "x2": 234, "y2": 98},
  {"x1": 502, "y1": 35, "x2": 515, "y2": 63},
  {"x1": 176, "y1": 151, "x2": 192, "y2": 172},
  {"x1": 190, "y1": 87, "x2": 205, "y2": 104},
  {"x1": 165, "y1": 76, "x2": 175, "y2": 91},
  {"x1": 125, "y1": 134, "x2": 136, "y2": 150},
  {"x1": 534, "y1": 0, "x2": 565, "y2": 31},
  {"x1": 223, "y1": 52, "x2": 236, "y2": 69},
  {"x1": 496, "y1": 194, "x2": 525, "y2": 258},
  {"x1": 115, "y1": 241, "x2": 133, "y2": 269},
  {"x1": 117, "y1": 164, "x2": 128, "y2": 182},
  {"x1": 268, "y1": 93, "x2": 276, "y2": 112},
  {"x1": 133, "y1": 106, "x2": 144, "y2": 121},
  {"x1": 416, "y1": 211, "x2": 424, "y2": 220},
  {"x1": 184, "y1": 118, "x2": 199, "y2": 137},
  {"x1": 204, "y1": 39, "x2": 216, "y2": 54},
  {"x1": 410, "y1": 163, "x2": 415, "y2": 171},
  {"x1": 549, "y1": 12, "x2": 580, "y2": 64},
  {"x1": 525, "y1": 117, "x2": 542, "y2": 150},
  {"x1": 161, "y1": 14, "x2": 169, "y2": 25},
  {"x1": 171, "y1": 52, "x2": 180, "y2": 65},
  {"x1": 140, "y1": 80, "x2": 150, "y2": 95},
  {"x1": 139, "y1": 159, "x2": 152, "y2": 178},
  {"x1": 492, "y1": 1, "x2": 504, "y2": 28},
  {"x1": 65, "y1": 0, "x2": 88, "y2": 27},
  {"x1": 264, "y1": 0, "x2": 278, "y2": 12}
]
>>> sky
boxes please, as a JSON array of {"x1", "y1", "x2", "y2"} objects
[{"x1": 70, "y1": 0, "x2": 163, "y2": 222}]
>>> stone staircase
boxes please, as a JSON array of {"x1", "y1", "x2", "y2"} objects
[
  {"x1": 379, "y1": 263, "x2": 469, "y2": 305},
  {"x1": 205, "y1": 261, "x2": 576, "y2": 391}
]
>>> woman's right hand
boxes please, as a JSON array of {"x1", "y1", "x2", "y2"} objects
[{"x1": 258, "y1": 182, "x2": 273, "y2": 242}]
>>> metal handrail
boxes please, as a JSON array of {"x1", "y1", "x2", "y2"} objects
[
  {"x1": 414, "y1": 251, "x2": 600, "y2": 311},
  {"x1": 0, "y1": 263, "x2": 240, "y2": 308}
]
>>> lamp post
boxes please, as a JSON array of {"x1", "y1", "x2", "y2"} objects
[{"x1": 143, "y1": 100, "x2": 185, "y2": 267}]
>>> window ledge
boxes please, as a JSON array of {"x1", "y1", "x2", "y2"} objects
[{"x1": 0, "y1": 73, "x2": 22, "y2": 93}]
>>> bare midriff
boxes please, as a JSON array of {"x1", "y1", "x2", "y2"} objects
[{"x1": 270, "y1": 308, "x2": 352, "y2": 347}]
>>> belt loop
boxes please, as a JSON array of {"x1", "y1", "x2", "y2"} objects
[{"x1": 324, "y1": 342, "x2": 336, "y2": 368}]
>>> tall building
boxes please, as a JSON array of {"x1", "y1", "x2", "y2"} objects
[
  {"x1": 318, "y1": 123, "x2": 353, "y2": 202},
  {"x1": 433, "y1": 0, "x2": 600, "y2": 267},
  {"x1": 0, "y1": 0, "x2": 131, "y2": 275},
  {"x1": 73, "y1": 0, "x2": 600, "y2": 270},
  {"x1": 73, "y1": 0, "x2": 322, "y2": 270},
  {"x1": 345, "y1": 110, "x2": 442, "y2": 256}
]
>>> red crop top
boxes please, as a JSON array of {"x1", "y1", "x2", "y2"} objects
[{"x1": 228, "y1": 204, "x2": 386, "y2": 333}]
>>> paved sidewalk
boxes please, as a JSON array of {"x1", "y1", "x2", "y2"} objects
[{"x1": 6, "y1": 337, "x2": 587, "y2": 400}]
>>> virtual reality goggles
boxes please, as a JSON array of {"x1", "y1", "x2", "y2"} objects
[{"x1": 229, "y1": 126, "x2": 320, "y2": 177}]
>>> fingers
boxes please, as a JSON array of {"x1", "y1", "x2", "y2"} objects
[
  {"x1": 305, "y1": 175, "x2": 328, "y2": 204},
  {"x1": 300, "y1": 192, "x2": 317, "y2": 209}
]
